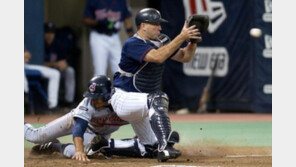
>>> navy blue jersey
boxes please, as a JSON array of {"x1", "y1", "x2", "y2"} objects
[
  {"x1": 44, "y1": 40, "x2": 66, "y2": 62},
  {"x1": 113, "y1": 34, "x2": 178, "y2": 92},
  {"x1": 113, "y1": 36, "x2": 154, "y2": 92},
  {"x1": 83, "y1": 0, "x2": 132, "y2": 34}
]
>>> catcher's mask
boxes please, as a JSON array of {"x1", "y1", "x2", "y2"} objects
[
  {"x1": 135, "y1": 8, "x2": 168, "y2": 26},
  {"x1": 83, "y1": 75, "x2": 111, "y2": 102}
]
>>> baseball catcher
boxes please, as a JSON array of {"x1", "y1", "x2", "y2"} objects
[{"x1": 109, "y1": 8, "x2": 205, "y2": 162}]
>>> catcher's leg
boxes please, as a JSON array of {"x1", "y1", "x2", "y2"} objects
[{"x1": 147, "y1": 91, "x2": 181, "y2": 162}]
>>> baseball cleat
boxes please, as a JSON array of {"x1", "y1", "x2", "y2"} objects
[
  {"x1": 167, "y1": 131, "x2": 180, "y2": 145},
  {"x1": 24, "y1": 122, "x2": 34, "y2": 129},
  {"x1": 157, "y1": 145, "x2": 182, "y2": 162},
  {"x1": 30, "y1": 140, "x2": 60, "y2": 155},
  {"x1": 84, "y1": 135, "x2": 109, "y2": 156}
]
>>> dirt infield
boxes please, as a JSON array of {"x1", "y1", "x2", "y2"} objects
[
  {"x1": 24, "y1": 113, "x2": 272, "y2": 166},
  {"x1": 24, "y1": 145, "x2": 271, "y2": 167},
  {"x1": 24, "y1": 113, "x2": 272, "y2": 123}
]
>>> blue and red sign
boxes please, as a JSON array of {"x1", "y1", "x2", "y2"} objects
[{"x1": 156, "y1": 0, "x2": 272, "y2": 113}]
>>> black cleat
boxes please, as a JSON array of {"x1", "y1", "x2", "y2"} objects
[
  {"x1": 30, "y1": 140, "x2": 60, "y2": 155},
  {"x1": 84, "y1": 135, "x2": 109, "y2": 156},
  {"x1": 157, "y1": 145, "x2": 182, "y2": 162},
  {"x1": 167, "y1": 131, "x2": 180, "y2": 145}
]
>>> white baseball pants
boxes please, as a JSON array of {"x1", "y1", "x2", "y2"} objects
[
  {"x1": 62, "y1": 66, "x2": 75, "y2": 103},
  {"x1": 25, "y1": 64, "x2": 60, "y2": 109},
  {"x1": 110, "y1": 88, "x2": 158, "y2": 146},
  {"x1": 89, "y1": 31, "x2": 121, "y2": 76}
]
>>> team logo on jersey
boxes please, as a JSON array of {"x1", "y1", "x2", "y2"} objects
[
  {"x1": 89, "y1": 83, "x2": 96, "y2": 92},
  {"x1": 90, "y1": 114, "x2": 128, "y2": 126},
  {"x1": 183, "y1": 0, "x2": 227, "y2": 33}
]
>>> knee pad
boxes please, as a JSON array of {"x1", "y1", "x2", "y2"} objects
[
  {"x1": 148, "y1": 91, "x2": 172, "y2": 151},
  {"x1": 147, "y1": 90, "x2": 169, "y2": 114}
]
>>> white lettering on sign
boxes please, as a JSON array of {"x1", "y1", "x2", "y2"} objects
[
  {"x1": 263, "y1": 84, "x2": 272, "y2": 94},
  {"x1": 183, "y1": 47, "x2": 229, "y2": 77},
  {"x1": 263, "y1": 35, "x2": 272, "y2": 58},
  {"x1": 263, "y1": 0, "x2": 272, "y2": 22}
]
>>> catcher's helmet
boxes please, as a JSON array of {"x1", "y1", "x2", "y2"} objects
[
  {"x1": 135, "y1": 8, "x2": 168, "y2": 26},
  {"x1": 83, "y1": 75, "x2": 111, "y2": 102}
]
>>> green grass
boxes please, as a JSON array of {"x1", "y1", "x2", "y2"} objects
[{"x1": 24, "y1": 122, "x2": 271, "y2": 148}]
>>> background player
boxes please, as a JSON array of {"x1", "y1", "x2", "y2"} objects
[
  {"x1": 110, "y1": 8, "x2": 201, "y2": 162},
  {"x1": 83, "y1": 0, "x2": 134, "y2": 76},
  {"x1": 24, "y1": 48, "x2": 60, "y2": 109},
  {"x1": 43, "y1": 22, "x2": 76, "y2": 104}
]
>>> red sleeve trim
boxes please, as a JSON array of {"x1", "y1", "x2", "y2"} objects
[{"x1": 139, "y1": 47, "x2": 153, "y2": 63}]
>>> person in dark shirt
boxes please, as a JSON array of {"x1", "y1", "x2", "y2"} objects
[
  {"x1": 24, "y1": 47, "x2": 60, "y2": 109},
  {"x1": 44, "y1": 22, "x2": 76, "y2": 104},
  {"x1": 83, "y1": 0, "x2": 134, "y2": 77}
]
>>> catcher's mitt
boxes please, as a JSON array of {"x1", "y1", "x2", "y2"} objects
[{"x1": 187, "y1": 15, "x2": 209, "y2": 43}]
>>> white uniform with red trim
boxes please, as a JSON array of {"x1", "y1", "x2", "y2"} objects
[{"x1": 24, "y1": 98, "x2": 128, "y2": 157}]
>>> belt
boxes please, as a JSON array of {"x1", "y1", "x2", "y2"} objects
[{"x1": 105, "y1": 31, "x2": 114, "y2": 36}]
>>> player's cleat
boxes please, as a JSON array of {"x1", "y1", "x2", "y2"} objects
[
  {"x1": 157, "y1": 131, "x2": 181, "y2": 162},
  {"x1": 24, "y1": 122, "x2": 34, "y2": 129},
  {"x1": 157, "y1": 145, "x2": 182, "y2": 162},
  {"x1": 167, "y1": 131, "x2": 180, "y2": 145},
  {"x1": 84, "y1": 135, "x2": 109, "y2": 156},
  {"x1": 30, "y1": 140, "x2": 60, "y2": 155}
]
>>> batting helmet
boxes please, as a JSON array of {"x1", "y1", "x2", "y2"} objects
[
  {"x1": 135, "y1": 8, "x2": 168, "y2": 26},
  {"x1": 83, "y1": 75, "x2": 111, "y2": 102}
]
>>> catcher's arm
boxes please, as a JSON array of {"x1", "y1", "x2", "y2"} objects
[
  {"x1": 144, "y1": 21, "x2": 199, "y2": 63},
  {"x1": 172, "y1": 15, "x2": 209, "y2": 63},
  {"x1": 171, "y1": 42, "x2": 197, "y2": 63}
]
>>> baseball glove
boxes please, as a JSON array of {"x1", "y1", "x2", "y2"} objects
[{"x1": 187, "y1": 15, "x2": 209, "y2": 43}]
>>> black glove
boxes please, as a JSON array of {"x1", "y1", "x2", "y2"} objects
[{"x1": 187, "y1": 15, "x2": 209, "y2": 43}]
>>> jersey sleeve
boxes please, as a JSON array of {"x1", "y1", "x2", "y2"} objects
[
  {"x1": 122, "y1": 0, "x2": 132, "y2": 20},
  {"x1": 122, "y1": 38, "x2": 154, "y2": 63},
  {"x1": 73, "y1": 99, "x2": 93, "y2": 122},
  {"x1": 83, "y1": 0, "x2": 95, "y2": 19},
  {"x1": 72, "y1": 117, "x2": 88, "y2": 139}
]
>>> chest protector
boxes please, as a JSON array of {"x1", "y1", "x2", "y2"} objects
[{"x1": 134, "y1": 34, "x2": 171, "y2": 93}]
